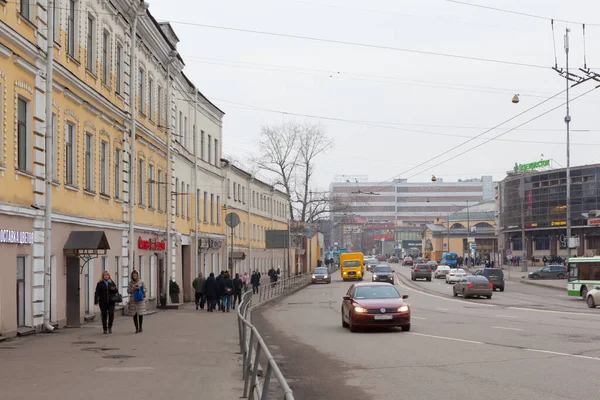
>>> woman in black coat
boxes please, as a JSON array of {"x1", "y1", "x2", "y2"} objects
[
  {"x1": 204, "y1": 273, "x2": 218, "y2": 312},
  {"x1": 94, "y1": 271, "x2": 119, "y2": 334}
]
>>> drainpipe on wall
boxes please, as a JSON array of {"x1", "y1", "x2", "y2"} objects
[
  {"x1": 248, "y1": 175, "x2": 254, "y2": 273},
  {"x1": 165, "y1": 51, "x2": 178, "y2": 305},
  {"x1": 192, "y1": 88, "x2": 199, "y2": 276},
  {"x1": 43, "y1": 0, "x2": 55, "y2": 333}
]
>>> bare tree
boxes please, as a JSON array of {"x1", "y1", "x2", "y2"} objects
[{"x1": 253, "y1": 121, "x2": 339, "y2": 222}]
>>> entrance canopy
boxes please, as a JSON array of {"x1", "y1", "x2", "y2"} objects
[{"x1": 64, "y1": 231, "x2": 110, "y2": 256}]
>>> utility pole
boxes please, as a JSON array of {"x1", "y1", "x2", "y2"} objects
[
  {"x1": 564, "y1": 27, "x2": 573, "y2": 263},
  {"x1": 43, "y1": 0, "x2": 55, "y2": 333},
  {"x1": 520, "y1": 177, "x2": 528, "y2": 272}
]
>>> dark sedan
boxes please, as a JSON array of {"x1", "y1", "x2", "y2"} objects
[
  {"x1": 372, "y1": 265, "x2": 394, "y2": 284},
  {"x1": 411, "y1": 264, "x2": 432, "y2": 281},
  {"x1": 453, "y1": 276, "x2": 493, "y2": 299},
  {"x1": 341, "y1": 283, "x2": 411, "y2": 332},
  {"x1": 311, "y1": 267, "x2": 331, "y2": 284},
  {"x1": 528, "y1": 265, "x2": 567, "y2": 280}
]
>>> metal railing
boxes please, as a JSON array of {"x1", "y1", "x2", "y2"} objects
[{"x1": 236, "y1": 273, "x2": 312, "y2": 399}]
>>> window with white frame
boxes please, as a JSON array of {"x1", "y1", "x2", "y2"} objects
[
  {"x1": 148, "y1": 77, "x2": 154, "y2": 121},
  {"x1": 196, "y1": 189, "x2": 200, "y2": 220},
  {"x1": 214, "y1": 138, "x2": 219, "y2": 165},
  {"x1": 67, "y1": 0, "x2": 78, "y2": 58},
  {"x1": 203, "y1": 191, "x2": 208, "y2": 223},
  {"x1": 158, "y1": 170, "x2": 163, "y2": 211},
  {"x1": 184, "y1": 116, "x2": 187, "y2": 148},
  {"x1": 216, "y1": 195, "x2": 221, "y2": 225},
  {"x1": 17, "y1": 98, "x2": 29, "y2": 172},
  {"x1": 65, "y1": 123, "x2": 75, "y2": 185},
  {"x1": 157, "y1": 86, "x2": 163, "y2": 127},
  {"x1": 53, "y1": 2, "x2": 60, "y2": 42},
  {"x1": 187, "y1": 184, "x2": 190, "y2": 219},
  {"x1": 100, "y1": 141, "x2": 108, "y2": 195},
  {"x1": 200, "y1": 130, "x2": 205, "y2": 160},
  {"x1": 20, "y1": 0, "x2": 32, "y2": 21},
  {"x1": 116, "y1": 43, "x2": 123, "y2": 94},
  {"x1": 51, "y1": 113, "x2": 58, "y2": 180},
  {"x1": 208, "y1": 134, "x2": 212, "y2": 164},
  {"x1": 86, "y1": 14, "x2": 96, "y2": 74},
  {"x1": 242, "y1": 186, "x2": 245, "y2": 204},
  {"x1": 138, "y1": 159, "x2": 144, "y2": 205},
  {"x1": 85, "y1": 133, "x2": 94, "y2": 191},
  {"x1": 178, "y1": 111, "x2": 183, "y2": 142},
  {"x1": 114, "y1": 147, "x2": 121, "y2": 198},
  {"x1": 138, "y1": 68, "x2": 145, "y2": 114},
  {"x1": 227, "y1": 179, "x2": 231, "y2": 198},
  {"x1": 175, "y1": 177, "x2": 179, "y2": 215},
  {"x1": 210, "y1": 194, "x2": 214, "y2": 224},
  {"x1": 148, "y1": 164, "x2": 154, "y2": 208},
  {"x1": 233, "y1": 182, "x2": 237, "y2": 201},
  {"x1": 102, "y1": 29, "x2": 110, "y2": 85},
  {"x1": 181, "y1": 181, "x2": 185, "y2": 218}
]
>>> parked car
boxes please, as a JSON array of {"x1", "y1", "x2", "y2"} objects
[
  {"x1": 474, "y1": 268, "x2": 505, "y2": 291},
  {"x1": 403, "y1": 257, "x2": 413, "y2": 266},
  {"x1": 453, "y1": 276, "x2": 493, "y2": 299},
  {"x1": 365, "y1": 258, "x2": 379, "y2": 272},
  {"x1": 341, "y1": 283, "x2": 411, "y2": 332},
  {"x1": 389, "y1": 256, "x2": 400, "y2": 263},
  {"x1": 446, "y1": 268, "x2": 467, "y2": 284},
  {"x1": 434, "y1": 265, "x2": 451, "y2": 279},
  {"x1": 372, "y1": 265, "x2": 394, "y2": 284},
  {"x1": 411, "y1": 264, "x2": 432, "y2": 281},
  {"x1": 311, "y1": 267, "x2": 331, "y2": 284},
  {"x1": 528, "y1": 265, "x2": 567, "y2": 280},
  {"x1": 585, "y1": 285, "x2": 600, "y2": 308}
]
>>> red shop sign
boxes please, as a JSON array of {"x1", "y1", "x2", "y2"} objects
[{"x1": 138, "y1": 237, "x2": 166, "y2": 251}]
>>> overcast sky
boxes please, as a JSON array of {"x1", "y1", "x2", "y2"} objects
[{"x1": 149, "y1": 0, "x2": 600, "y2": 190}]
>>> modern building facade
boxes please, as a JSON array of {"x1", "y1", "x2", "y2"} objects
[
  {"x1": 0, "y1": 0, "x2": 290, "y2": 338},
  {"x1": 498, "y1": 163, "x2": 600, "y2": 260},
  {"x1": 330, "y1": 175, "x2": 494, "y2": 226}
]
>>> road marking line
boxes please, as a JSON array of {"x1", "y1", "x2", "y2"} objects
[
  {"x1": 435, "y1": 308, "x2": 449, "y2": 311},
  {"x1": 396, "y1": 282, "x2": 496, "y2": 307},
  {"x1": 95, "y1": 367, "x2": 155, "y2": 372},
  {"x1": 524, "y1": 349, "x2": 600, "y2": 362},
  {"x1": 509, "y1": 307, "x2": 600, "y2": 317},
  {"x1": 496, "y1": 315, "x2": 518, "y2": 318},
  {"x1": 491, "y1": 326, "x2": 523, "y2": 331},
  {"x1": 412, "y1": 316, "x2": 426, "y2": 320},
  {"x1": 408, "y1": 332, "x2": 483, "y2": 345}
]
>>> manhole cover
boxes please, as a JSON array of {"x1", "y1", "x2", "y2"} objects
[
  {"x1": 82, "y1": 347, "x2": 119, "y2": 352},
  {"x1": 72, "y1": 341, "x2": 96, "y2": 345},
  {"x1": 102, "y1": 354, "x2": 134, "y2": 359}
]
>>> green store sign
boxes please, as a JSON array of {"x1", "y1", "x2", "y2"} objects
[{"x1": 514, "y1": 159, "x2": 550, "y2": 172}]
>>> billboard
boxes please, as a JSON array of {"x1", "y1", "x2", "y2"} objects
[
  {"x1": 402, "y1": 240, "x2": 422, "y2": 249},
  {"x1": 374, "y1": 229, "x2": 394, "y2": 241},
  {"x1": 265, "y1": 230, "x2": 290, "y2": 249}
]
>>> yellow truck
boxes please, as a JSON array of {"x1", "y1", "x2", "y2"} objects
[{"x1": 340, "y1": 252, "x2": 364, "y2": 281}]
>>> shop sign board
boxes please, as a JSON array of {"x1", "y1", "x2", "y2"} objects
[
  {"x1": 138, "y1": 237, "x2": 166, "y2": 251},
  {"x1": 0, "y1": 229, "x2": 34, "y2": 245},
  {"x1": 514, "y1": 159, "x2": 550, "y2": 172}
]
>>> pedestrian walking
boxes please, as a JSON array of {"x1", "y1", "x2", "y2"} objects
[
  {"x1": 94, "y1": 271, "x2": 119, "y2": 334},
  {"x1": 192, "y1": 272, "x2": 206, "y2": 310},
  {"x1": 127, "y1": 270, "x2": 147, "y2": 333},
  {"x1": 216, "y1": 271, "x2": 224, "y2": 311},
  {"x1": 205, "y1": 272, "x2": 217, "y2": 312},
  {"x1": 251, "y1": 270, "x2": 260, "y2": 294},
  {"x1": 219, "y1": 272, "x2": 234, "y2": 312},
  {"x1": 242, "y1": 270, "x2": 250, "y2": 292},
  {"x1": 232, "y1": 273, "x2": 243, "y2": 309}
]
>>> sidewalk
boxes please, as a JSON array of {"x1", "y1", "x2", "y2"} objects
[{"x1": 0, "y1": 304, "x2": 243, "y2": 400}]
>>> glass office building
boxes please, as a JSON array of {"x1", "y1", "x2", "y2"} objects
[{"x1": 498, "y1": 163, "x2": 600, "y2": 258}]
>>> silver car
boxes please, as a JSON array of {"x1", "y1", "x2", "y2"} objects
[
  {"x1": 311, "y1": 267, "x2": 331, "y2": 284},
  {"x1": 453, "y1": 276, "x2": 493, "y2": 299},
  {"x1": 434, "y1": 265, "x2": 451, "y2": 279}
]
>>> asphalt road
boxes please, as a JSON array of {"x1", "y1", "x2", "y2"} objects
[{"x1": 253, "y1": 268, "x2": 600, "y2": 400}]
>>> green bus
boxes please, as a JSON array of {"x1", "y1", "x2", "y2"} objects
[{"x1": 567, "y1": 257, "x2": 600, "y2": 298}]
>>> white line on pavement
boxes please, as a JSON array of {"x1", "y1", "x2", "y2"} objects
[
  {"x1": 435, "y1": 308, "x2": 449, "y2": 311},
  {"x1": 509, "y1": 307, "x2": 600, "y2": 317},
  {"x1": 525, "y1": 349, "x2": 600, "y2": 362},
  {"x1": 491, "y1": 326, "x2": 523, "y2": 331},
  {"x1": 496, "y1": 315, "x2": 518, "y2": 318},
  {"x1": 95, "y1": 367, "x2": 155, "y2": 372},
  {"x1": 412, "y1": 316, "x2": 427, "y2": 320},
  {"x1": 408, "y1": 332, "x2": 484, "y2": 345},
  {"x1": 397, "y1": 282, "x2": 496, "y2": 307}
]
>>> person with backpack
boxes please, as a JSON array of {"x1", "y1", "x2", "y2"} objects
[
  {"x1": 232, "y1": 273, "x2": 243, "y2": 309},
  {"x1": 192, "y1": 272, "x2": 206, "y2": 310}
]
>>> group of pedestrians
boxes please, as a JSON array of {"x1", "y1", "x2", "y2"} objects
[
  {"x1": 94, "y1": 269, "x2": 148, "y2": 334},
  {"x1": 192, "y1": 270, "x2": 252, "y2": 313}
]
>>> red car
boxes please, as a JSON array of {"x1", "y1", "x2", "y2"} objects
[
  {"x1": 341, "y1": 283, "x2": 411, "y2": 332},
  {"x1": 403, "y1": 257, "x2": 413, "y2": 266}
]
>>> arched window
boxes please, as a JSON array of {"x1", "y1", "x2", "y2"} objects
[
  {"x1": 475, "y1": 222, "x2": 493, "y2": 229},
  {"x1": 450, "y1": 223, "x2": 465, "y2": 229}
]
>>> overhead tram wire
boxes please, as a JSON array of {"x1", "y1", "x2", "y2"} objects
[
  {"x1": 167, "y1": 20, "x2": 548, "y2": 70},
  {"x1": 347, "y1": 84, "x2": 595, "y2": 196},
  {"x1": 404, "y1": 85, "x2": 600, "y2": 180}
]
